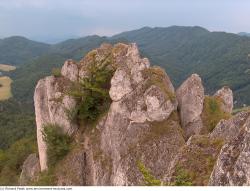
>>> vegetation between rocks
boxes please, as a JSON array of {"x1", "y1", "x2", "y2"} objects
[
  {"x1": 51, "y1": 67, "x2": 62, "y2": 77},
  {"x1": 202, "y1": 96, "x2": 231, "y2": 132},
  {"x1": 142, "y1": 66, "x2": 176, "y2": 102},
  {"x1": 137, "y1": 161, "x2": 162, "y2": 186},
  {"x1": 66, "y1": 53, "x2": 114, "y2": 125},
  {"x1": 42, "y1": 124, "x2": 72, "y2": 168}
]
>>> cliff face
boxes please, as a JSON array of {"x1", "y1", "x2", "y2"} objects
[{"x1": 30, "y1": 42, "x2": 250, "y2": 186}]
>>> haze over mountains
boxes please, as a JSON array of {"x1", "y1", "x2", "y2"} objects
[{"x1": 2, "y1": 26, "x2": 250, "y2": 107}]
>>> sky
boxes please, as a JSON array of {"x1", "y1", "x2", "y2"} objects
[{"x1": 0, "y1": 0, "x2": 250, "y2": 43}]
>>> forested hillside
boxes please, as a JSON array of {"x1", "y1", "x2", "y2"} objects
[
  {"x1": 7, "y1": 26, "x2": 250, "y2": 106},
  {"x1": 0, "y1": 36, "x2": 50, "y2": 66}
]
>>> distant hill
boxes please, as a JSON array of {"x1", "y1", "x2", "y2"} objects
[
  {"x1": 112, "y1": 26, "x2": 250, "y2": 106},
  {"x1": 0, "y1": 36, "x2": 50, "y2": 65},
  {"x1": 7, "y1": 26, "x2": 250, "y2": 106},
  {"x1": 238, "y1": 32, "x2": 250, "y2": 37}
]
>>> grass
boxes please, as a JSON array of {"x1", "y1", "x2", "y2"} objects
[
  {"x1": 232, "y1": 106, "x2": 250, "y2": 115},
  {"x1": 142, "y1": 66, "x2": 176, "y2": 102},
  {"x1": 0, "y1": 64, "x2": 16, "y2": 72},
  {"x1": 51, "y1": 68, "x2": 62, "y2": 77},
  {"x1": 202, "y1": 96, "x2": 231, "y2": 132},
  {"x1": 137, "y1": 161, "x2": 162, "y2": 186},
  {"x1": 172, "y1": 135, "x2": 224, "y2": 186},
  {"x1": 0, "y1": 76, "x2": 12, "y2": 100}
]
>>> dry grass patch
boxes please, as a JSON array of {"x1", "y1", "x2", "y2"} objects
[
  {"x1": 0, "y1": 64, "x2": 16, "y2": 72},
  {"x1": 0, "y1": 76, "x2": 12, "y2": 100}
]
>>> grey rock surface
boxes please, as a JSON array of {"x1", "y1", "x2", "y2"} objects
[
  {"x1": 176, "y1": 74, "x2": 205, "y2": 138},
  {"x1": 214, "y1": 86, "x2": 233, "y2": 114},
  {"x1": 209, "y1": 116, "x2": 250, "y2": 185}
]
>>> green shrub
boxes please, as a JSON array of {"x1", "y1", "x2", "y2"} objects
[
  {"x1": 137, "y1": 161, "x2": 162, "y2": 186},
  {"x1": 173, "y1": 166, "x2": 193, "y2": 186},
  {"x1": 42, "y1": 124, "x2": 72, "y2": 167},
  {"x1": 66, "y1": 54, "x2": 114, "y2": 124},
  {"x1": 31, "y1": 168, "x2": 56, "y2": 186},
  {"x1": 51, "y1": 68, "x2": 62, "y2": 77}
]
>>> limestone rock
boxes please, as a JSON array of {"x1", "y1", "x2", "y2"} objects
[
  {"x1": 209, "y1": 116, "x2": 250, "y2": 185},
  {"x1": 144, "y1": 85, "x2": 176, "y2": 121},
  {"x1": 109, "y1": 43, "x2": 149, "y2": 101},
  {"x1": 61, "y1": 59, "x2": 79, "y2": 82},
  {"x1": 34, "y1": 76, "x2": 77, "y2": 171},
  {"x1": 41, "y1": 43, "x2": 184, "y2": 186},
  {"x1": 176, "y1": 74, "x2": 205, "y2": 138},
  {"x1": 210, "y1": 111, "x2": 250, "y2": 143},
  {"x1": 85, "y1": 44, "x2": 183, "y2": 185},
  {"x1": 214, "y1": 86, "x2": 233, "y2": 114},
  {"x1": 19, "y1": 154, "x2": 40, "y2": 185}
]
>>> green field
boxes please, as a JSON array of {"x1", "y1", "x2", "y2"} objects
[
  {"x1": 0, "y1": 76, "x2": 12, "y2": 100},
  {"x1": 0, "y1": 64, "x2": 16, "y2": 72}
]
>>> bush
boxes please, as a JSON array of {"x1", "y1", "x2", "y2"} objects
[
  {"x1": 31, "y1": 168, "x2": 56, "y2": 186},
  {"x1": 173, "y1": 166, "x2": 193, "y2": 186},
  {"x1": 137, "y1": 161, "x2": 162, "y2": 186},
  {"x1": 51, "y1": 68, "x2": 61, "y2": 77},
  {"x1": 66, "y1": 54, "x2": 114, "y2": 124},
  {"x1": 42, "y1": 124, "x2": 72, "y2": 167}
]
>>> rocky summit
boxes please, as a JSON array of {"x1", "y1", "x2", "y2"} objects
[{"x1": 24, "y1": 43, "x2": 250, "y2": 186}]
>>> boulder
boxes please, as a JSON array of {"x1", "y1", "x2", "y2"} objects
[
  {"x1": 176, "y1": 74, "x2": 205, "y2": 138},
  {"x1": 214, "y1": 86, "x2": 233, "y2": 114},
  {"x1": 209, "y1": 116, "x2": 250, "y2": 185},
  {"x1": 19, "y1": 154, "x2": 40, "y2": 185}
]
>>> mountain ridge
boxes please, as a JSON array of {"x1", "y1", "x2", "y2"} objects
[{"x1": 2, "y1": 26, "x2": 250, "y2": 106}]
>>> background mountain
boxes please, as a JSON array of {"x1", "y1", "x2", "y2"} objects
[
  {"x1": 0, "y1": 36, "x2": 50, "y2": 65},
  {"x1": 7, "y1": 26, "x2": 250, "y2": 106},
  {"x1": 238, "y1": 32, "x2": 250, "y2": 37}
]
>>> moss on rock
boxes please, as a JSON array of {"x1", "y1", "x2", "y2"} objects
[{"x1": 142, "y1": 66, "x2": 176, "y2": 102}]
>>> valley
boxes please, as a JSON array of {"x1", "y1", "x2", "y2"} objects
[
  {"x1": 0, "y1": 64, "x2": 15, "y2": 100},
  {"x1": 0, "y1": 76, "x2": 12, "y2": 100}
]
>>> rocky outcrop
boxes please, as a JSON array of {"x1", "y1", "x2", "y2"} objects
[
  {"x1": 19, "y1": 154, "x2": 40, "y2": 185},
  {"x1": 34, "y1": 75, "x2": 78, "y2": 171},
  {"x1": 176, "y1": 74, "x2": 205, "y2": 138},
  {"x1": 214, "y1": 86, "x2": 233, "y2": 114},
  {"x1": 210, "y1": 111, "x2": 250, "y2": 143},
  {"x1": 33, "y1": 42, "x2": 250, "y2": 186},
  {"x1": 34, "y1": 43, "x2": 185, "y2": 185},
  {"x1": 61, "y1": 59, "x2": 79, "y2": 82},
  {"x1": 77, "y1": 43, "x2": 183, "y2": 185},
  {"x1": 209, "y1": 116, "x2": 250, "y2": 185}
]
